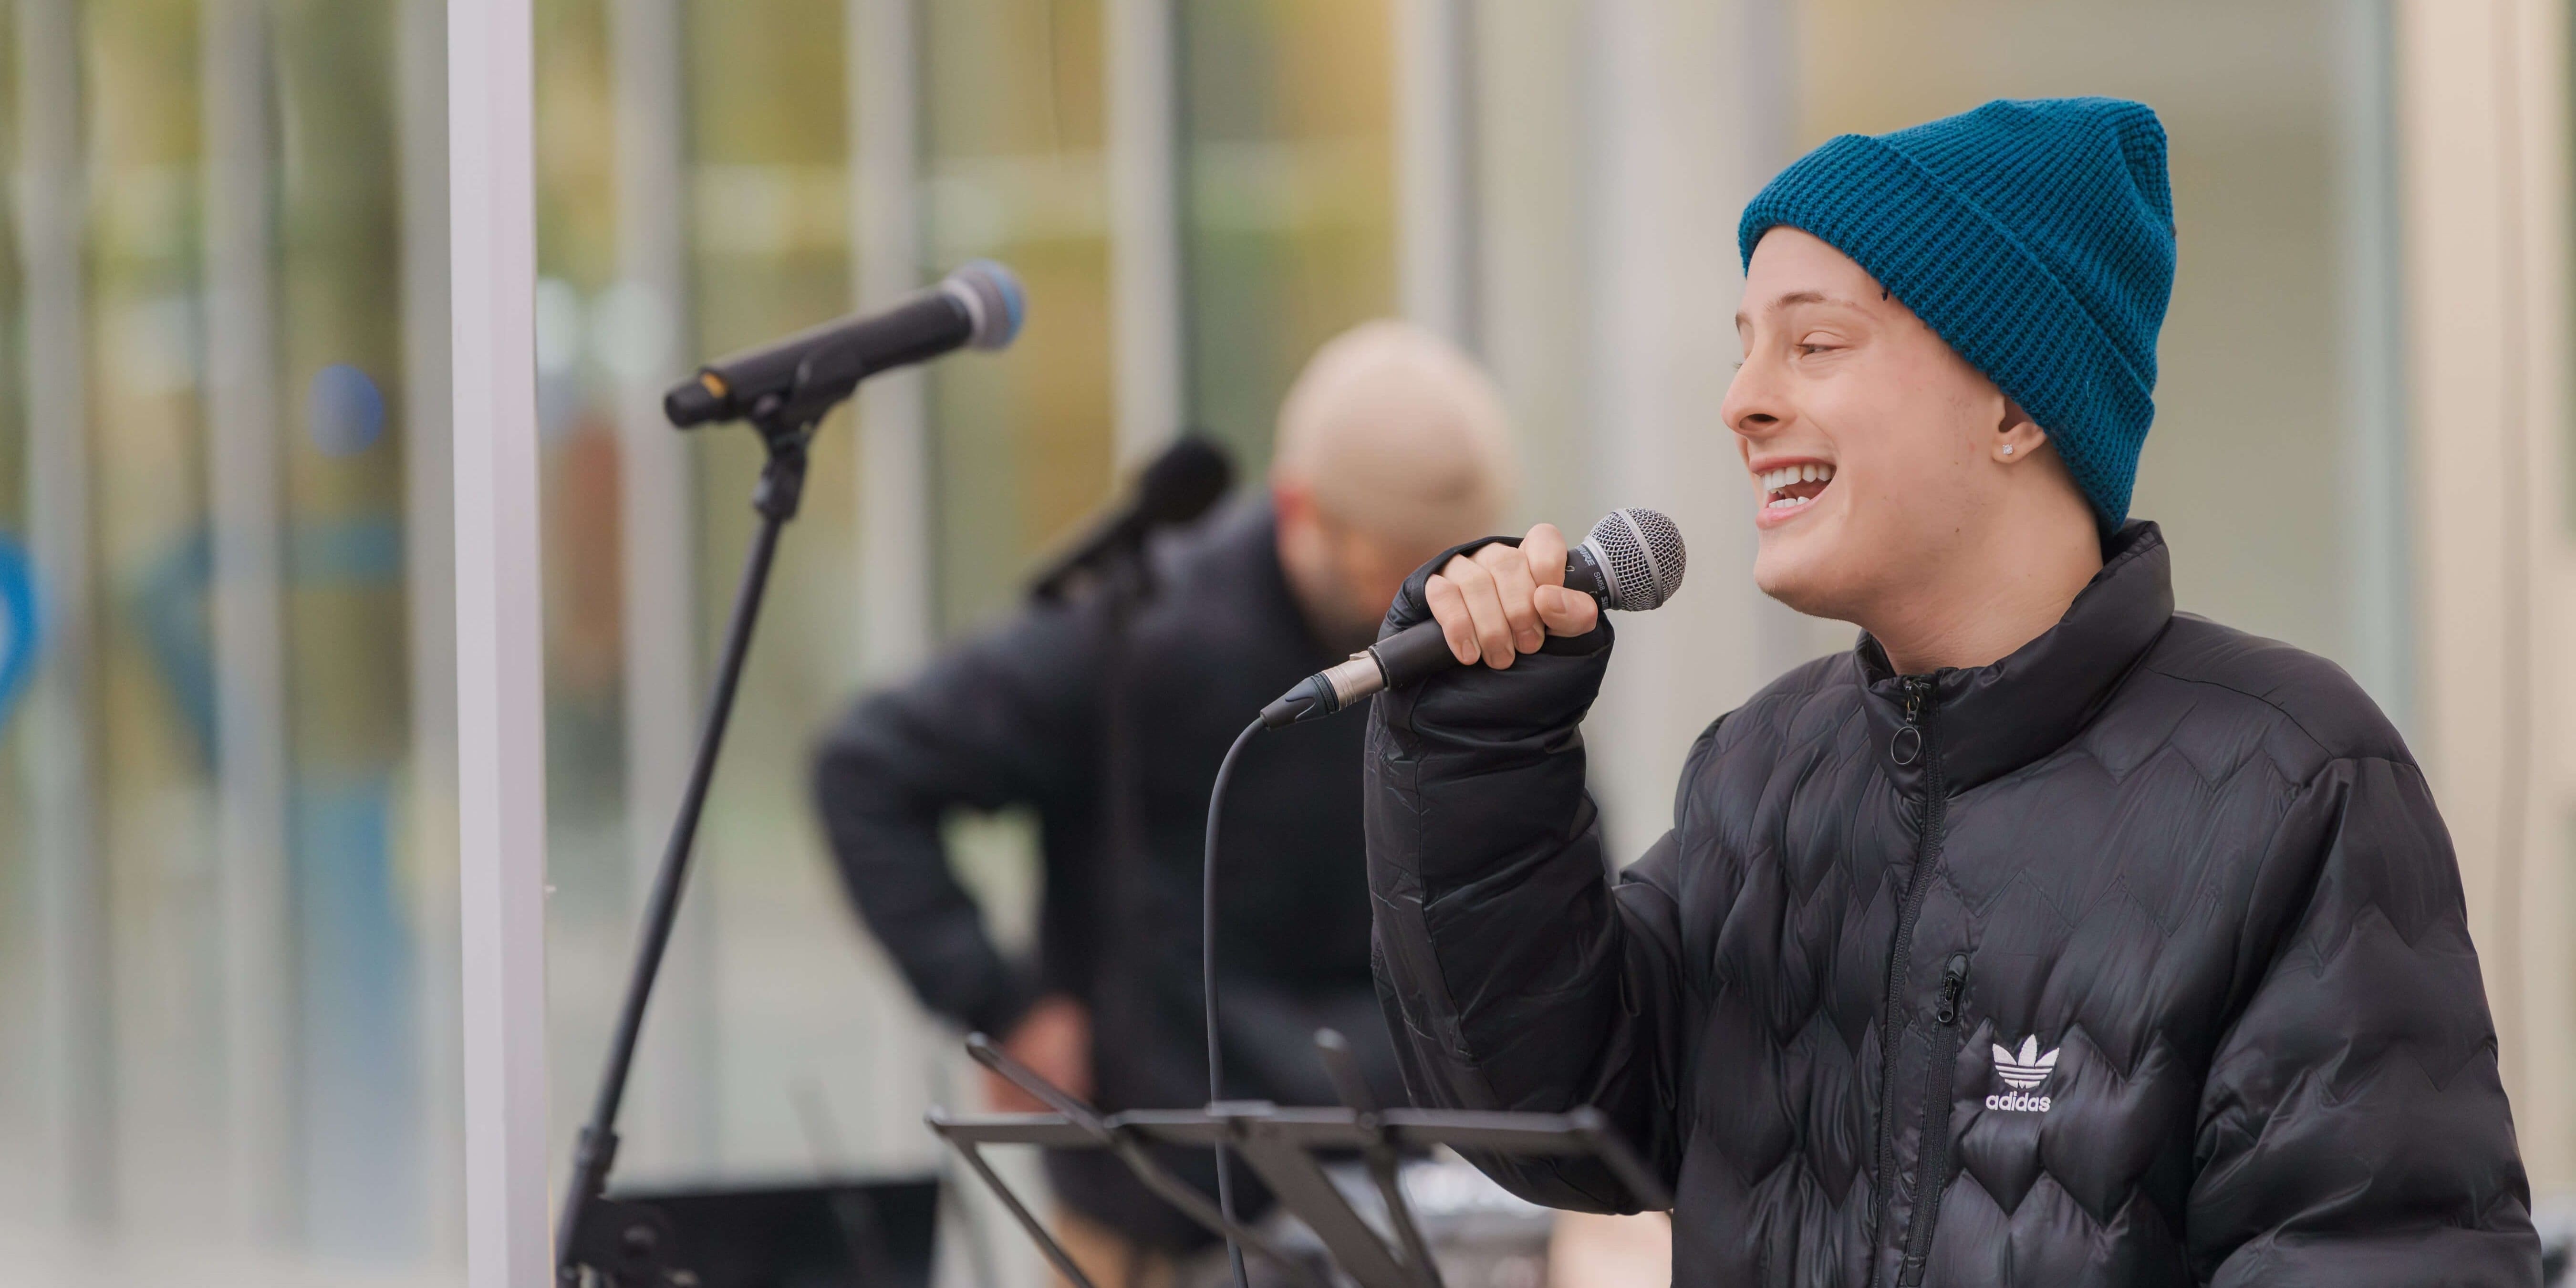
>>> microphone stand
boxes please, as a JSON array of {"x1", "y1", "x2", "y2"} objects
[{"x1": 555, "y1": 406, "x2": 814, "y2": 1286}]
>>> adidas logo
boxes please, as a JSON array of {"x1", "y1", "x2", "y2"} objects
[
  {"x1": 1985, "y1": 1036, "x2": 2059, "y2": 1113},
  {"x1": 1993, "y1": 1036, "x2": 2057, "y2": 1089}
]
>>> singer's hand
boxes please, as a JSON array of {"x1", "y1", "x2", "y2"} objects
[
  {"x1": 983, "y1": 994, "x2": 1091, "y2": 1112},
  {"x1": 1426, "y1": 523, "x2": 1602, "y2": 669}
]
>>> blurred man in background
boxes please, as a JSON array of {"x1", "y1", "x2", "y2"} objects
[{"x1": 812, "y1": 320, "x2": 1517, "y2": 1283}]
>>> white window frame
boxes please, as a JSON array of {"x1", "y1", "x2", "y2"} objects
[{"x1": 447, "y1": 1, "x2": 552, "y2": 1285}]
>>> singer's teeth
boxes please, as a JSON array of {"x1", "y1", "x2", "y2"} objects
[
  {"x1": 1757, "y1": 463, "x2": 1835, "y2": 491},
  {"x1": 1759, "y1": 462, "x2": 1835, "y2": 510}
]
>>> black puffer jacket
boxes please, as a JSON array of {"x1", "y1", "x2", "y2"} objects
[{"x1": 1367, "y1": 522, "x2": 2538, "y2": 1287}]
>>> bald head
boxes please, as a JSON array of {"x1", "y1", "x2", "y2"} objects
[
  {"x1": 1270, "y1": 320, "x2": 1516, "y2": 551},
  {"x1": 1268, "y1": 321, "x2": 1519, "y2": 650}
]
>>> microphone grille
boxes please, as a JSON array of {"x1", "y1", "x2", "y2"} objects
[
  {"x1": 944, "y1": 260, "x2": 1026, "y2": 350},
  {"x1": 1584, "y1": 508, "x2": 1687, "y2": 611}
]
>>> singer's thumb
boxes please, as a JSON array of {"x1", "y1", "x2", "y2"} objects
[{"x1": 1533, "y1": 584, "x2": 1600, "y2": 637}]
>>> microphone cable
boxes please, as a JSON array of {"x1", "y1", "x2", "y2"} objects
[{"x1": 1202, "y1": 717, "x2": 1264, "y2": 1288}]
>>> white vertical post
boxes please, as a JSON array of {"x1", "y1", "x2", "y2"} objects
[
  {"x1": 400, "y1": 0, "x2": 465, "y2": 1257},
  {"x1": 2510, "y1": 0, "x2": 2576, "y2": 1191},
  {"x1": 1728, "y1": 0, "x2": 1836, "y2": 680},
  {"x1": 1465, "y1": 4, "x2": 1586, "y2": 531},
  {"x1": 201, "y1": 0, "x2": 300, "y2": 1242},
  {"x1": 1581, "y1": 0, "x2": 1784, "y2": 855},
  {"x1": 448, "y1": 0, "x2": 553, "y2": 1281},
  {"x1": 1393, "y1": 0, "x2": 1474, "y2": 347},
  {"x1": 2507, "y1": 0, "x2": 2576, "y2": 1189},
  {"x1": 850, "y1": 0, "x2": 934, "y2": 677},
  {"x1": 13, "y1": 0, "x2": 114, "y2": 1232},
  {"x1": 1106, "y1": 0, "x2": 1184, "y2": 465},
  {"x1": 612, "y1": 0, "x2": 714, "y2": 1175},
  {"x1": 2393, "y1": 0, "x2": 2573, "y2": 1183}
]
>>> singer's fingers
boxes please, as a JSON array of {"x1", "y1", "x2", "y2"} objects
[
  {"x1": 1534, "y1": 583, "x2": 1600, "y2": 637},
  {"x1": 1440, "y1": 553, "x2": 1520, "y2": 670},
  {"x1": 1471, "y1": 541, "x2": 1545, "y2": 654},
  {"x1": 1463, "y1": 556, "x2": 1515, "y2": 670},
  {"x1": 1424, "y1": 571, "x2": 1481, "y2": 665},
  {"x1": 1520, "y1": 523, "x2": 1571, "y2": 588}
]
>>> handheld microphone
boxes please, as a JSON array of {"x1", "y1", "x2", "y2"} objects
[
  {"x1": 662, "y1": 260, "x2": 1024, "y2": 428},
  {"x1": 1260, "y1": 507, "x2": 1686, "y2": 728}
]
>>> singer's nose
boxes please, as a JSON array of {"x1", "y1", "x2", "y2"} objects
[{"x1": 1722, "y1": 347, "x2": 1790, "y2": 441}]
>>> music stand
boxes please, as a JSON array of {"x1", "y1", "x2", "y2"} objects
[{"x1": 929, "y1": 1033, "x2": 1673, "y2": 1288}]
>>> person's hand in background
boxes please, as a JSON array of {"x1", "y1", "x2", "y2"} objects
[{"x1": 983, "y1": 994, "x2": 1091, "y2": 1112}]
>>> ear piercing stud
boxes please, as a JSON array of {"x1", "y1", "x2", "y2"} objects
[{"x1": 2003, "y1": 444, "x2": 2015, "y2": 456}]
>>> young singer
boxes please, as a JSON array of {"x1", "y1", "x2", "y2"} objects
[{"x1": 1368, "y1": 99, "x2": 2539, "y2": 1286}]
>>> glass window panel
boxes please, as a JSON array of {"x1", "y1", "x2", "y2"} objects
[
  {"x1": 0, "y1": 15, "x2": 18, "y2": 1081},
  {"x1": 921, "y1": 0, "x2": 1114, "y2": 636},
  {"x1": 530, "y1": 0, "x2": 635, "y2": 1188},
  {"x1": 82, "y1": 0, "x2": 222, "y2": 1244},
  {"x1": 0, "y1": 0, "x2": 25, "y2": 1232},
  {"x1": 533, "y1": 0, "x2": 959, "y2": 1195},
  {"x1": 0, "y1": 0, "x2": 461, "y2": 1277},
  {"x1": 679, "y1": 0, "x2": 906, "y2": 1183},
  {"x1": 1178, "y1": 0, "x2": 1397, "y2": 469},
  {"x1": 271, "y1": 0, "x2": 432, "y2": 1255}
]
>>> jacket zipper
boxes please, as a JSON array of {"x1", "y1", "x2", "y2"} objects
[
  {"x1": 1872, "y1": 675, "x2": 1946, "y2": 1288},
  {"x1": 1898, "y1": 953, "x2": 1972, "y2": 1288}
]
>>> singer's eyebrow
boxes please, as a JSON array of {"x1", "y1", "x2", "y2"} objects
[{"x1": 1735, "y1": 291, "x2": 1870, "y2": 330}]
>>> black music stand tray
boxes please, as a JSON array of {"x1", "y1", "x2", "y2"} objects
[
  {"x1": 930, "y1": 1033, "x2": 1673, "y2": 1288},
  {"x1": 564, "y1": 1174, "x2": 939, "y2": 1288}
]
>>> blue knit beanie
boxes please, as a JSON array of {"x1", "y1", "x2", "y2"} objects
[{"x1": 1738, "y1": 97, "x2": 2175, "y2": 530}]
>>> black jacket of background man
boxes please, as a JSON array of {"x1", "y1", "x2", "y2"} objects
[
  {"x1": 1366, "y1": 521, "x2": 2539, "y2": 1287},
  {"x1": 813, "y1": 498, "x2": 1399, "y2": 1247}
]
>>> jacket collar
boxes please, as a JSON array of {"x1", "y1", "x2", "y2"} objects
[{"x1": 1856, "y1": 521, "x2": 2174, "y2": 796}]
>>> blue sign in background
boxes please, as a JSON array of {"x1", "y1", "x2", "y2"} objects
[{"x1": 0, "y1": 535, "x2": 38, "y2": 739}]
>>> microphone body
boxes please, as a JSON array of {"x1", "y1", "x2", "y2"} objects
[
  {"x1": 1262, "y1": 508, "x2": 1685, "y2": 728},
  {"x1": 664, "y1": 260, "x2": 1024, "y2": 428}
]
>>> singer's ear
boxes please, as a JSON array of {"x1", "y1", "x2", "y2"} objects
[{"x1": 1995, "y1": 399, "x2": 2046, "y2": 463}]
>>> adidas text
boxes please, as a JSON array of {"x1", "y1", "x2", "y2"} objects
[{"x1": 1985, "y1": 1091, "x2": 2051, "y2": 1113}]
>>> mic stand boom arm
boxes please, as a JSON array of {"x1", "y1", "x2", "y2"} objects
[{"x1": 554, "y1": 407, "x2": 815, "y2": 1286}]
